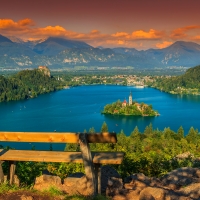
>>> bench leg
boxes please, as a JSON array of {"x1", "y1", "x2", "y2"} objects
[
  {"x1": 94, "y1": 164, "x2": 101, "y2": 194},
  {"x1": 8, "y1": 161, "x2": 16, "y2": 185},
  {"x1": 0, "y1": 161, "x2": 4, "y2": 183},
  {"x1": 79, "y1": 133, "x2": 96, "y2": 196}
]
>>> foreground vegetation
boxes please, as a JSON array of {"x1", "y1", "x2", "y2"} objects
[{"x1": 1, "y1": 123, "x2": 200, "y2": 187}]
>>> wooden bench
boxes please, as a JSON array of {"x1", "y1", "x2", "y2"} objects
[{"x1": 0, "y1": 131, "x2": 124, "y2": 195}]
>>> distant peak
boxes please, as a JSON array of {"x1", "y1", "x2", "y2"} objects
[{"x1": 0, "y1": 34, "x2": 13, "y2": 43}]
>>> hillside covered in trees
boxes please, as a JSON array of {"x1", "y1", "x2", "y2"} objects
[
  {"x1": 149, "y1": 65, "x2": 200, "y2": 95},
  {"x1": 0, "y1": 67, "x2": 64, "y2": 102}
]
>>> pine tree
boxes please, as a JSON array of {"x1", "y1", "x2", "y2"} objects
[
  {"x1": 130, "y1": 126, "x2": 140, "y2": 138},
  {"x1": 101, "y1": 121, "x2": 108, "y2": 133},
  {"x1": 177, "y1": 126, "x2": 184, "y2": 140},
  {"x1": 186, "y1": 127, "x2": 198, "y2": 144},
  {"x1": 144, "y1": 123, "x2": 153, "y2": 135}
]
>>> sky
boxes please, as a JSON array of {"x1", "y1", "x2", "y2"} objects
[{"x1": 0, "y1": 0, "x2": 200, "y2": 50}]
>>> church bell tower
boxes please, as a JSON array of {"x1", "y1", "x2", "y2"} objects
[{"x1": 129, "y1": 91, "x2": 132, "y2": 105}]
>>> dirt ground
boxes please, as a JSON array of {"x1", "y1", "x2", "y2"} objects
[{"x1": 0, "y1": 191, "x2": 64, "y2": 200}]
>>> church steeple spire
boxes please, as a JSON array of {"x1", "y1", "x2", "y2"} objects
[{"x1": 129, "y1": 91, "x2": 132, "y2": 105}]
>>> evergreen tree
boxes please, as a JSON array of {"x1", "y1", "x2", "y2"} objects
[
  {"x1": 130, "y1": 126, "x2": 140, "y2": 138},
  {"x1": 186, "y1": 127, "x2": 198, "y2": 144},
  {"x1": 144, "y1": 123, "x2": 153, "y2": 135},
  {"x1": 177, "y1": 126, "x2": 184, "y2": 140},
  {"x1": 89, "y1": 127, "x2": 96, "y2": 133},
  {"x1": 101, "y1": 121, "x2": 108, "y2": 133}
]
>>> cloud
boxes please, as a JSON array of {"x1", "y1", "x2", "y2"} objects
[
  {"x1": 131, "y1": 29, "x2": 165, "y2": 39},
  {"x1": 193, "y1": 35, "x2": 200, "y2": 40},
  {"x1": 1, "y1": 18, "x2": 200, "y2": 49},
  {"x1": 0, "y1": 18, "x2": 35, "y2": 30},
  {"x1": 170, "y1": 25, "x2": 200, "y2": 39},
  {"x1": 111, "y1": 29, "x2": 165, "y2": 40},
  {"x1": 156, "y1": 41, "x2": 173, "y2": 49},
  {"x1": 18, "y1": 18, "x2": 35, "y2": 26},
  {"x1": 111, "y1": 32, "x2": 129, "y2": 37},
  {"x1": 0, "y1": 19, "x2": 18, "y2": 29}
]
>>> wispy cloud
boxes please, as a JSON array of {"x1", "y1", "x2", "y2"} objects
[
  {"x1": 156, "y1": 41, "x2": 173, "y2": 49},
  {"x1": 112, "y1": 29, "x2": 165, "y2": 40},
  {"x1": 170, "y1": 25, "x2": 200, "y2": 39}
]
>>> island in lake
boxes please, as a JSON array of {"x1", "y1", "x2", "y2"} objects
[{"x1": 102, "y1": 92, "x2": 159, "y2": 116}]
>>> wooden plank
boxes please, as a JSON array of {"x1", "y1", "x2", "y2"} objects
[
  {"x1": 87, "y1": 132, "x2": 117, "y2": 143},
  {"x1": 0, "y1": 132, "x2": 79, "y2": 143},
  {"x1": 94, "y1": 164, "x2": 101, "y2": 194},
  {"x1": 0, "y1": 132, "x2": 117, "y2": 143},
  {"x1": 79, "y1": 133, "x2": 96, "y2": 196},
  {"x1": 93, "y1": 152, "x2": 124, "y2": 164},
  {"x1": 0, "y1": 161, "x2": 4, "y2": 183},
  {"x1": 8, "y1": 161, "x2": 16, "y2": 185},
  {"x1": 0, "y1": 150, "x2": 124, "y2": 164},
  {"x1": 0, "y1": 150, "x2": 83, "y2": 163}
]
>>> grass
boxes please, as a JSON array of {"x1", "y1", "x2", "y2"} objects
[
  {"x1": 0, "y1": 183, "x2": 110, "y2": 200},
  {"x1": 0, "y1": 182, "x2": 22, "y2": 194}
]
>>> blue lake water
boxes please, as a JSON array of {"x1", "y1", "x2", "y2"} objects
[{"x1": 1, "y1": 85, "x2": 200, "y2": 150}]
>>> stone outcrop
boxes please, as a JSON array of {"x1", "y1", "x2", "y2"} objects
[
  {"x1": 101, "y1": 165, "x2": 121, "y2": 194},
  {"x1": 34, "y1": 174, "x2": 63, "y2": 191},
  {"x1": 113, "y1": 167, "x2": 200, "y2": 200},
  {"x1": 33, "y1": 165, "x2": 121, "y2": 196},
  {"x1": 32, "y1": 167, "x2": 200, "y2": 199},
  {"x1": 38, "y1": 66, "x2": 51, "y2": 77}
]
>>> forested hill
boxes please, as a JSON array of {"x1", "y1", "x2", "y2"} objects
[
  {"x1": 0, "y1": 68, "x2": 64, "y2": 102},
  {"x1": 150, "y1": 65, "x2": 200, "y2": 95}
]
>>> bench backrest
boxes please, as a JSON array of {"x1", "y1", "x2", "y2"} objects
[{"x1": 0, "y1": 132, "x2": 117, "y2": 143}]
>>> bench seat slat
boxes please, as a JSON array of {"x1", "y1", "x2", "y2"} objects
[
  {"x1": 0, "y1": 149, "x2": 124, "y2": 164},
  {"x1": 0, "y1": 132, "x2": 117, "y2": 143}
]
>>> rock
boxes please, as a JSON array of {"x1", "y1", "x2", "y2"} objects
[
  {"x1": 175, "y1": 152, "x2": 194, "y2": 160},
  {"x1": 14, "y1": 175, "x2": 20, "y2": 187},
  {"x1": 3, "y1": 175, "x2": 20, "y2": 186},
  {"x1": 179, "y1": 183, "x2": 200, "y2": 199},
  {"x1": 139, "y1": 187, "x2": 166, "y2": 200},
  {"x1": 112, "y1": 168, "x2": 200, "y2": 200},
  {"x1": 63, "y1": 175, "x2": 92, "y2": 196},
  {"x1": 194, "y1": 168, "x2": 200, "y2": 178},
  {"x1": 106, "y1": 177, "x2": 123, "y2": 196},
  {"x1": 125, "y1": 173, "x2": 151, "y2": 185},
  {"x1": 20, "y1": 195, "x2": 33, "y2": 200},
  {"x1": 101, "y1": 165, "x2": 120, "y2": 194},
  {"x1": 160, "y1": 167, "x2": 196, "y2": 188},
  {"x1": 63, "y1": 177, "x2": 80, "y2": 187},
  {"x1": 150, "y1": 177, "x2": 162, "y2": 187},
  {"x1": 34, "y1": 174, "x2": 62, "y2": 191},
  {"x1": 63, "y1": 165, "x2": 121, "y2": 196}
]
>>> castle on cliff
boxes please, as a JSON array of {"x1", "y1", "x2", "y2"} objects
[{"x1": 38, "y1": 66, "x2": 51, "y2": 77}]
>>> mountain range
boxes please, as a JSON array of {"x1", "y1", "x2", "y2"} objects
[{"x1": 0, "y1": 34, "x2": 200, "y2": 69}]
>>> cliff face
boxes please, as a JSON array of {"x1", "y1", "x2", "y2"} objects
[{"x1": 38, "y1": 66, "x2": 51, "y2": 77}]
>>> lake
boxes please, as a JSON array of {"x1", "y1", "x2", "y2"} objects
[{"x1": 1, "y1": 85, "x2": 200, "y2": 150}]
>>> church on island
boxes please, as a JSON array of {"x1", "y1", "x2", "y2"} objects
[
  {"x1": 122, "y1": 92, "x2": 132, "y2": 107},
  {"x1": 102, "y1": 91, "x2": 159, "y2": 116}
]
